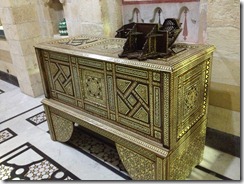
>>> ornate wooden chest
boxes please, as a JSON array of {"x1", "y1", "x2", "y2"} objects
[{"x1": 35, "y1": 35, "x2": 215, "y2": 180}]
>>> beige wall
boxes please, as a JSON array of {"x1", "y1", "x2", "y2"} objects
[
  {"x1": 63, "y1": 0, "x2": 123, "y2": 37},
  {"x1": 100, "y1": 0, "x2": 123, "y2": 37},
  {"x1": 0, "y1": 0, "x2": 123, "y2": 97},
  {"x1": 0, "y1": 0, "x2": 44, "y2": 96},
  {"x1": 206, "y1": 0, "x2": 240, "y2": 136},
  {"x1": 0, "y1": 38, "x2": 15, "y2": 76}
]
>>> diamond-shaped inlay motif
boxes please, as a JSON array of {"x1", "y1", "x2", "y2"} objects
[
  {"x1": 127, "y1": 94, "x2": 137, "y2": 106},
  {"x1": 59, "y1": 74, "x2": 66, "y2": 83}
]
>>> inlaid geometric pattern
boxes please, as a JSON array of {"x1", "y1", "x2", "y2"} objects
[
  {"x1": 0, "y1": 164, "x2": 13, "y2": 180},
  {"x1": 26, "y1": 112, "x2": 46, "y2": 126},
  {"x1": 85, "y1": 76, "x2": 103, "y2": 99},
  {"x1": 116, "y1": 144, "x2": 155, "y2": 180},
  {"x1": 176, "y1": 63, "x2": 206, "y2": 140},
  {"x1": 184, "y1": 84, "x2": 200, "y2": 114},
  {"x1": 59, "y1": 38, "x2": 99, "y2": 46},
  {"x1": 0, "y1": 143, "x2": 80, "y2": 180},
  {"x1": 51, "y1": 113, "x2": 74, "y2": 142},
  {"x1": 50, "y1": 62, "x2": 74, "y2": 96},
  {"x1": 83, "y1": 39, "x2": 125, "y2": 55},
  {"x1": 0, "y1": 89, "x2": 4, "y2": 94},
  {"x1": 0, "y1": 128, "x2": 17, "y2": 144},
  {"x1": 82, "y1": 70, "x2": 106, "y2": 106},
  {"x1": 169, "y1": 124, "x2": 206, "y2": 180},
  {"x1": 47, "y1": 35, "x2": 105, "y2": 48},
  {"x1": 116, "y1": 78, "x2": 149, "y2": 124},
  {"x1": 25, "y1": 160, "x2": 59, "y2": 180}
]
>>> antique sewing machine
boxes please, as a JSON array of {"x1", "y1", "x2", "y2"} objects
[{"x1": 35, "y1": 18, "x2": 215, "y2": 180}]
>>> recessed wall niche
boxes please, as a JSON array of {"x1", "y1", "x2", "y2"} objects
[
  {"x1": 41, "y1": 0, "x2": 65, "y2": 36},
  {"x1": 47, "y1": 0, "x2": 64, "y2": 35}
]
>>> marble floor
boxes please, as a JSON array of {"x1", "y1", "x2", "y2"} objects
[{"x1": 0, "y1": 79, "x2": 241, "y2": 181}]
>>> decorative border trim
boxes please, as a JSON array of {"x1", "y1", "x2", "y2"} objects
[
  {"x1": 163, "y1": 73, "x2": 170, "y2": 147},
  {"x1": 36, "y1": 39, "x2": 215, "y2": 73}
]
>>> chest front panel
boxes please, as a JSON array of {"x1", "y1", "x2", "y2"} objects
[{"x1": 42, "y1": 51, "x2": 163, "y2": 142}]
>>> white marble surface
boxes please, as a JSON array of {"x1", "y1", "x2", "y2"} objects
[
  {"x1": 187, "y1": 167, "x2": 221, "y2": 180},
  {"x1": 0, "y1": 80, "x2": 44, "y2": 122},
  {"x1": 199, "y1": 146, "x2": 241, "y2": 180},
  {"x1": 0, "y1": 104, "x2": 125, "y2": 180}
]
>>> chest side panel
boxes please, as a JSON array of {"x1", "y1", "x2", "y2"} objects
[{"x1": 170, "y1": 55, "x2": 213, "y2": 147}]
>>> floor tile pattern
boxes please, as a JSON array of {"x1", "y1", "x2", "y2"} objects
[
  {"x1": 0, "y1": 143, "x2": 80, "y2": 180},
  {"x1": 68, "y1": 127, "x2": 131, "y2": 179},
  {"x1": 0, "y1": 128, "x2": 17, "y2": 144},
  {"x1": 26, "y1": 111, "x2": 129, "y2": 179},
  {"x1": 26, "y1": 111, "x2": 46, "y2": 126}
]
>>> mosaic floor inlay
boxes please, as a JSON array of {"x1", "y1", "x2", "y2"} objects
[
  {"x1": 0, "y1": 128, "x2": 17, "y2": 144},
  {"x1": 0, "y1": 143, "x2": 80, "y2": 180},
  {"x1": 26, "y1": 111, "x2": 46, "y2": 126},
  {"x1": 68, "y1": 126, "x2": 131, "y2": 180},
  {"x1": 26, "y1": 111, "x2": 130, "y2": 179}
]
